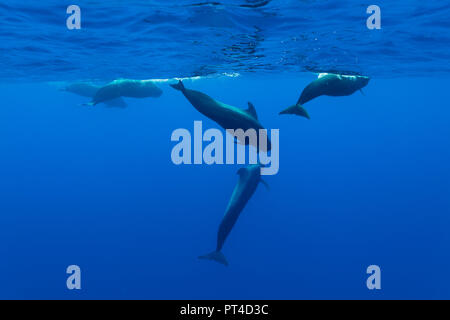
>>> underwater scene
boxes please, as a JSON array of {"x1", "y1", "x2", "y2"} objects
[{"x1": 0, "y1": 0, "x2": 449, "y2": 300}]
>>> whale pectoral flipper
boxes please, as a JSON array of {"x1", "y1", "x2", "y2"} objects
[
  {"x1": 245, "y1": 102, "x2": 258, "y2": 120},
  {"x1": 199, "y1": 251, "x2": 229, "y2": 266},
  {"x1": 359, "y1": 89, "x2": 365, "y2": 96},
  {"x1": 279, "y1": 104, "x2": 310, "y2": 119},
  {"x1": 260, "y1": 179, "x2": 270, "y2": 190}
]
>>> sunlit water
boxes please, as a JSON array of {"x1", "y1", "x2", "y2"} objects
[{"x1": 1, "y1": 0, "x2": 450, "y2": 81}]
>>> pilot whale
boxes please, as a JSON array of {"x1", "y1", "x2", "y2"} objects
[
  {"x1": 62, "y1": 82, "x2": 127, "y2": 108},
  {"x1": 170, "y1": 80, "x2": 271, "y2": 151},
  {"x1": 89, "y1": 79, "x2": 163, "y2": 106},
  {"x1": 279, "y1": 73, "x2": 370, "y2": 119},
  {"x1": 199, "y1": 164, "x2": 267, "y2": 266}
]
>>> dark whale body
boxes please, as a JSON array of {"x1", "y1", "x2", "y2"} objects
[
  {"x1": 199, "y1": 164, "x2": 265, "y2": 266},
  {"x1": 63, "y1": 82, "x2": 99, "y2": 97},
  {"x1": 171, "y1": 80, "x2": 271, "y2": 151},
  {"x1": 62, "y1": 82, "x2": 127, "y2": 108},
  {"x1": 280, "y1": 73, "x2": 370, "y2": 119},
  {"x1": 90, "y1": 79, "x2": 163, "y2": 106}
]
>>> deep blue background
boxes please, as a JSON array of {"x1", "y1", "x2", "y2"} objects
[
  {"x1": 0, "y1": 75, "x2": 449, "y2": 299},
  {"x1": 1, "y1": 0, "x2": 449, "y2": 300}
]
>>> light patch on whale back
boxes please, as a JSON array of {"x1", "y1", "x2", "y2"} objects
[
  {"x1": 341, "y1": 75, "x2": 357, "y2": 80},
  {"x1": 317, "y1": 73, "x2": 368, "y2": 81},
  {"x1": 143, "y1": 72, "x2": 240, "y2": 85},
  {"x1": 110, "y1": 78, "x2": 139, "y2": 85},
  {"x1": 48, "y1": 73, "x2": 240, "y2": 88}
]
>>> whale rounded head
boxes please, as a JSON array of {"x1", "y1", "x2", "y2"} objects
[{"x1": 358, "y1": 76, "x2": 370, "y2": 89}]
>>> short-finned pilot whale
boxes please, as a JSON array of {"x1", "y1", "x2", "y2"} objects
[
  {"x1": 88, "y1": 79, "x2": 163, "y2": 106},
  {"x1": 62, "y1": 82, "x2": 127, "y2": 108},
  {"x1": 279, "y1": 73, "x2": 370, "y2": 119},
  {"x1": 199, "y1": 164, "x2": 268, "y2": 266},
  {"x1": 170, "y1": 80, "x2": 271, "y2": 151}
]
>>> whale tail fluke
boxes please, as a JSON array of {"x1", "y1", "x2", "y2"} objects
[
  {"x1": 199, "y1": 251, "x2": 229, "y2": 266},
  {"x1": 170, "y1": 80, "x2": 185, "y2": 92},
  {"x1": 279, "y1": 104, "x2": 310, "y2": 119}
]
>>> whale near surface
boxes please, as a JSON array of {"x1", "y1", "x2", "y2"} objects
[
  {"x1": 63, "y1": 82, "x2": 99, "y2": 97},
  {"x1": 90, "y1": 79, "x2": 163, "y2": 105},
  {"x1": 280, "y1": 73, "x2": 370, "y2": 118},
  {"x1": 199, "y1": 164, "x2": 266, "y2": 266},
  {"x1": 170, "y1": 80, "x2": 271, "y2": 151},
  {"x1": 62, "y1": 82, "x2": 128, "y2": 108}
]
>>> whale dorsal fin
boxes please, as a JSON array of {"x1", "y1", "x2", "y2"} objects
[{"x1": 245, "y1": 102, "x2": 258, "y2": 120}]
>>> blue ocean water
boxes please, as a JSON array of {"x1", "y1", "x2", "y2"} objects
[{"x1": 0, "y1": 1, "x2": 449, "y2": 300}]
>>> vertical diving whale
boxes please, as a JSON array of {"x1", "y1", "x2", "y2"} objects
[
  {"x1": 279, "y1": 73, "x2": 370, "y2": 119},
  {"x1": 170, "y1": 80, "x2": 271, "y2": 151},
  {"x1": 199, "y1": 164, "x2": 267, "y2": 266}
]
